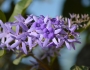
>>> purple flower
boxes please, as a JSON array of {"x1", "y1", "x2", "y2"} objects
[
  {"x1": 0, "y1": 20, "x2": 14, "y2": 49},
  {"x1": 53, "y1": 34, "x2": 80, "y2": 49},
  {"x1": 51, "y1": 18, "x2": 60, "y2": 25},
  {"x1": 9, "y1": 32, "x2": 28, "y2": 54},
  {"x1": 14, "y1": 14, "x2": 25, "y2": 22},
  {"x1": 41, "y1": 46, "x2": 60, "y2": 62},
  {"x1": 66, "y1": 38, "x2": 81, "y2": 50},
  {"x1": 0, "y1": 14, "x2": 81, "y2": 55},
  {"x1": 24, "y1": 14, "x2": 34, "y2": 25},
  {"x1": 67, "y1": 19, "x2": 79, "y2": 37},
  {"x1": 10, "y1": 28, "x2": 38, "y2": 54},
  {"x1": 33, "y1": 19, "x2": 45, "y2": 29},
  {"x1": 43, "y1": 28, "x2": 54, "y2": 39},
  {"x1": 33, "y1": 22, "x2": 42, "y2": 30}
]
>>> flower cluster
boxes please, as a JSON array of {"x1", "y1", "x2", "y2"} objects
[
  {"x1": 0, "y1": 14, "x2": 84, "y2": 54},
  {"x1": 69, "y1": 14, "x2": 89, "y2": 29}
]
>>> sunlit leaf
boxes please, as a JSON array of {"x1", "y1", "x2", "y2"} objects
[
  {"x1": 13, "y1": 54, "x2": 25, "y2": 65},
  {"x1": 9, "y1": 0, "x2": 32, "y2": 22},
  {"x1": 13, "y1": 56, "x2": 22, "y2": 65},
  {"x1": 0, "y1": 10, "x2": 6, "y2": 22},
  {"x1": 70, "y1": 65, "x2": 89, "y2": 70},
  {"x1": 0, "y1": 50, "x2": 5, "y2": 57}
]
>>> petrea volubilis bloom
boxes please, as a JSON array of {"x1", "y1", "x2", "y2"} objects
[{"x1": 0, "y1": 14, "x2": 89, "y2": 55}]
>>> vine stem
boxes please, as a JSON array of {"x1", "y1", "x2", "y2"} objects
[{"x1": 31, "y1": 54, "x2": 52, "y2": 70}]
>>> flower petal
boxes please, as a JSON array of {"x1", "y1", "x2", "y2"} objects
[
  {"x1": 5, "y1": 37, "x2": 13, "y2": 44},
  {"x1": 33, "y1": 16, "x2": 38, "y2": 21},
  {"x1": 70, "y1": 25, "x2": 77, "y2": 32},
  {"x1": 44, "y1": 16, "x2": 48, "y2": 23},
  {"x1": 65, "y1": 41, "x2": 71, "y2": 50},
  {"x1": 43, "y1": 39, "x2": 49, "y2": 47},
  {"x1": 0, "y1": 33, "x2": 6, "y2": 38},
  {"x1": 46, "y1": 21, "x2": 52, "y2": 29},
  {"x1": 0, "y1": 20, "x2": 7, "y2": 31},
  {"x1": 14, "y1": 15, "x2": 25, "y2": 22},
  {"x1": 48, "y1": 33, "x2": 54, "y2": 39},
  {"x1": 28, "y1": 37, "x2": 32, "y2": 50},
  {"x1": 52, "y1": 38, "x2": 58, "y2": 45},
  {"x1": 10, "y1": 41, "x2": 21, "y2": 49},
  {"x1": 71, "y1": 43, "x2": 75, "y2": 50},
  {"x1": 56, "y1": 41, "x2": 64, "y2": 48},
  {"x1": 54, "y1": 29, "x2": 61, "y2": 34},
  {"x1": 16, "y1": 25, "x2": 19, "y2": 35},
  {"x1": 68, "y1": 39, "x2": 76, "y2": 42},
  {"x1": 19, "y1": 22, "x2": 28, "y2": 31},
  {"x1": 68, "y1": 18, "x2": 71, "y2": 28},
  {"x1": 30, "y1": 32, "x2": 39, "y2": 38},
  {"x1": 0, "y1": 44, "x2": 6, "y2": 48},
  {"x1": 37, "y1": 40, "x2": 42, "y2": 47},
  {"x1": 25, "y1": 16, "x2": 33, "y2": 24},
  {"x1": 22, "y1": 42, "x2": 27, "y2": 54}
]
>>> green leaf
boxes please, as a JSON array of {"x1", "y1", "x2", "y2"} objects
[
  {"x1": 13, "y1": 56, "x2": 22, "y2": 65},
  {"x1": 0, "y1": 10, "x2": 6, "y2": 22},
  {"x1": 9, "y1": 0, "x2": 32, "y2": 22},
  {"x1": 0, "y1": 50, "x2": 5, "y2": 56},
  {"x1": 70, "y1": 65, "x2": 89, "y2": 70},
  {"x1": 13, "y1": 54, "x2": 25, "y2": 65}
]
